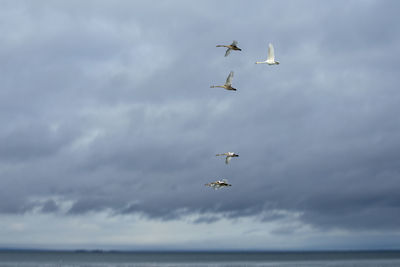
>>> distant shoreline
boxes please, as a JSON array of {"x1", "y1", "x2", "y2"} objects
[
  {"x1": 1, "y1": 249, "x2": 400, "y2": 253},
  {"x1": 2, "y1": 250, "x2": 400, "y2": 265}
]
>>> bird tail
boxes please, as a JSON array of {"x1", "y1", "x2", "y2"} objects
[
  {"x1": 210, "y1": 86, "x2": 215, "y2": 88},
  {"x1": 216, "y1": 45, "x2": 226, "y2": 47}
]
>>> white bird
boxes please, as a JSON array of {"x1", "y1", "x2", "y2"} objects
[
  {"x1": 205, "y1": 179, "x2": 232, "y2": 190},
  {"x1": 216, "y1": 152, "x2": 239, "y2": 164},
  {"x1": 255, "y1": 43, "x2": 280, "y2": 65},
  {"x1": 210, "y1": 71, "x2": 236, "y2": 91}
]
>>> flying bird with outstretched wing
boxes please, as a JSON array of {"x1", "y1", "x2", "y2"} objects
[
  {"x1": 216, "y1": 40, "x2": 242, "y2": 57},
  {"x1": 210, "y1": 71, "x2": 237, "y2": 91},
  {"x1": 205, "y1": 179, "x2": 232, "y2": 190},
  {"x1": 216, "y1": 152, "x2": 239, "y2": 164},
  {"x1": 256, "y1": 43, "x2": 280, "y2": 65}
]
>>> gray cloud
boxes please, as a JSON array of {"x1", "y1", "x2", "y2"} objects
[
  {"x1": 0, "y1": 0, "x2": 400, "y2": 241},
  {"x1": 193, "y1": 215, "x2": 220, "y2": 224}
]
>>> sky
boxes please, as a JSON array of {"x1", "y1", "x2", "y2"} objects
[{"x1": 0, "y1": 0, "x2": 400, "y2": 250}]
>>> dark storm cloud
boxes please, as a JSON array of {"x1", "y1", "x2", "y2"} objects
[
  {"x1": 1, "y1": 0, "x2": 400, "y2": 236},
  {"x1": 0, "y1": 122, "x2": 77, "y2": 162}
]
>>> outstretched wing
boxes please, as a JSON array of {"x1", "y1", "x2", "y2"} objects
[
  {"x1": 225, "y1": 156, "x2": 232, "y2": 164},
  {"x1": 231, "y1": 40, "x2": 238, "y2": 46},
  {"x1": 224, "y1": 48, "x2": 232, "y2": 57},
  {"x1": 225, "y1": 71, "x2": 234, "y2": 86},
  {"x1": 267, "y1": 43, "x2": 275, "y2": 61}
]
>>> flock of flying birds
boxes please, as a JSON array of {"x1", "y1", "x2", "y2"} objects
[{"x1": 205, "y1": 40, "x2": 279, "y2": 190}]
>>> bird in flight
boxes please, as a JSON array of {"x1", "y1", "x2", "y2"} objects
[
  {"x1": 255, "y1": 43, "x2": 280, "y2": 65},
  {"x1": 216, "y1": 152, "x2": 239, "y2": 164},
  {"x1": 216, "y1": 40, "x2": 242, "y2": 57},
  {"x1": 205, "y1": 179, "x2": 232, "y2": 190},
  {"x1": 210, "y1": 71, "x2": 236, "y2": 91}
]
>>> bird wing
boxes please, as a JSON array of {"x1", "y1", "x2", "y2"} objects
[
  {"x1": 231, "y1": 40, "x2": 238, "y2": 46},
  {"x1": 224, "y1": 48, "x2": 232, "y2": 57},
  {"x1": 225, "y1": 156, "x2": 232, "y2": 164},
  {"x1": 225, "y1": 71, "x2": 234, "y2": 86},
  {"x1": 267, "y1": 43, "x2": 275, "y2": 61}
]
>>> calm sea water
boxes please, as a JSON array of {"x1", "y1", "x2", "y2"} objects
[{"x1": 0, "y1": 251, "x2": 400, "y2": 267}]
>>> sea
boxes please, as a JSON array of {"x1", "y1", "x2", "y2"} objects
[{"x1": 1, "y1": 251, "x2": 400, "y2": 267}]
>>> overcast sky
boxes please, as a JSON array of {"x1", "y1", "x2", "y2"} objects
[{"x1": 1, "y1": 0, "x2": 400, "y2": 250}]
